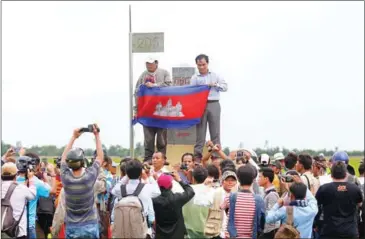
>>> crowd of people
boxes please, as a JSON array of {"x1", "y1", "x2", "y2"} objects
[{"x1": 1, "y1": 125, "x2": 364, "y2": 239}]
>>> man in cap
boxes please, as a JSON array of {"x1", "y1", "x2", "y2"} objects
[
  {"x1": 59, "y1": 124, "x2": 104, "y2": 238},
  {"x1": 259, "y1": 153, "x2": 270, "y2": 168},
  {"x1": 152, "y1": 172, "x2": 195, "y2": 238},
  {"x1": 269, "y1": 158, "x2": 282, "y2": 195},
  {"x1": 273, "y1": 152, "x2": 286, "y2": 174},
  {"x1": 135, "y1": 57, "x2": 172, "y2": 163},
  {"x1": 190, "y1": 54, "x2": 228, "y2": 156}
]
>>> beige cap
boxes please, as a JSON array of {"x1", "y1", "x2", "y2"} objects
[{"x1": 2, "y1": 162, "x2": 18, "y2": 176}]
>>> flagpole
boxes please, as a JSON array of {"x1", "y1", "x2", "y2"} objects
[{"x1": 128, "y1": 4, "x2": 135, "y2": 158}]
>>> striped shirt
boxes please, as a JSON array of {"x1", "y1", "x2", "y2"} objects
[
  {"x1": 222, "y1": 192, "x2": 256, "y2": 238},
  {"x1": 60, "y1": 161, "x2": 101, "y2": 226}
]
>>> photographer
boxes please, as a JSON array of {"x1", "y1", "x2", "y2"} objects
[
  {"x1": 1, "y1": 161, "x2": 36, "y2": 239},
  {"x1": 16, "y1": 154, "x2": 51, "y2": 239},
  {"x1": 60, "y1": 124, "x2": 104, "y2": 238},
  {"x1": 202, "y1": 141, "x2": 228, "y2": 169},
  {"x1": 153, "y1": 171, "x2": 195, "y2": 238},
  {"x1": 174, "y1": 153, "x2": 195, "y2": 184}
]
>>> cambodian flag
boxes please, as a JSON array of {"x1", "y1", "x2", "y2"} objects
[{"x1": 133, "y1": 85, "x2": 210, "y2": 129}]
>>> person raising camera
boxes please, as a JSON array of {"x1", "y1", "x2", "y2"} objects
[
  {"x1": 174, "y1": 153, "x2": 195, "y2": 184},
  {"x1": 60, "y1": 124, "x2": 104, "y2": 239}
]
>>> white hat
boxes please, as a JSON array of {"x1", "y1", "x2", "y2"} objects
[
  {"x1": 273, "y1": 152, "x2": 285, "y2": 162},
  {"x1": 260, "y1": 154, "x2": 270, "y2": 165},
  {"x1": 146, "y1": 56, "x2": 158, "y2": 64}
]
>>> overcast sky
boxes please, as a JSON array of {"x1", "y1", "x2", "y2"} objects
[{"x1": 2, "y1": 1, "x2": 364, "y2": 151}]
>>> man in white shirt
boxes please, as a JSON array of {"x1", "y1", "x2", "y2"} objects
[
  {"x1": 111, "y1": 159, "x2": 161, "y2": 225},
  {"x1": 149, "y1": 152, "x2": 184, "y2": 193},
  {"x1": 1, "y1": 162, "x2": 36, "y2": 239}
]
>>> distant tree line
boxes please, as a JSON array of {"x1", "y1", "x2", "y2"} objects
[{"x1": 1, "y1": 140, "x2": 363, "y2": 158}]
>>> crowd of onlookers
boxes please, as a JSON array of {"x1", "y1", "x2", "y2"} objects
[{"x1": 1, "y1": 126, "x2": 364, "y2": 239}]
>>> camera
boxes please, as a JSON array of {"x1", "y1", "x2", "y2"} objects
[
  {"x1": 180, "y1": 164, "x2": 188, "y2": 170},
  {"x1": 163, "y1": 172, "x2": 174, "y2": 176},
  {"x1": 235, "y1": 150, "x2": 248, "y2": 163},
  {"x1": 16, "y1": 156, "x2": 36, "y2": 173},
  {"x1": 54, "y1": 157, "x2": 61, "y2": 168},
  {"x1": 282, "y1": 175, "x2": 294, "y2": 183},
  {"x1": 79, "y1": 124, "x2": 100, "y2": 133}
]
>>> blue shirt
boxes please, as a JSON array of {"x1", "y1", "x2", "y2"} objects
[
  {"x1": 265, "y1": 189, "x2": 318, "y2": 239},
  {"x1": 97, "y1": 169, "x2": 113, "y2": 204},
  {"x1": 17, "y1": 175, "x2": 50, "y2": 227},
  {"x1": 190, "y1": 71, "x2": 228, "y2": 100}
]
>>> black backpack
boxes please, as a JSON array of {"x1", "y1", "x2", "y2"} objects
[{"x1": 1, "y1": 182, "x2": 26, "y2": 238}]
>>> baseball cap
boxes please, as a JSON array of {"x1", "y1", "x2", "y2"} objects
[
  {"x1": 260, "y1": 154, "x2": 270, "y2": 165},
  {"x1": 146, "y1": 56, "x2": 158, "y2": 64},
  {"x1": 222, "y1": 171, "x2": 238, "y2": 181},
  {"x1": 111, "y1": 160, "x2": 118, "y2": 168},
  {"x1": 270, "y1": 160, "x2": 282, "y2": 169},
  {"x1": 157, "y1": 173, "x2": 173, "y2": 189},
  {"x1": 2, "y1": 162, "x2": 18, "y2": 176},
  {"x1": 273, "y1": 152, "x2": 285, "y2": 162}
]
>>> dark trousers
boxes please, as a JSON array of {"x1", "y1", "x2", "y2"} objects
[
  {"x1": 258, "y1": 229, "x2": 277, "y2": 239},
  {"x1": 194, "y1": 101, "x2": 221, "y2": 154},
  {"x1": 37, "y1": 213, "x2": 53, "y2": 238},
  {"x1": 143, "y1": 126, "x2": 167, "y2": 162}
]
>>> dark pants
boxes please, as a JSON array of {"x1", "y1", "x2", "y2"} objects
[
  {"x1": 37, "y1": 213, "x2": 53, "y2": 238},
  {"x1": 258, "y1": 229, "x2": 277, "y2": 239},
  {"x1": 194, "y1": 101, "x2": 221, "y2": 154},
  {"x1": 143, "y1": 126, "x2": 167, "y2": 162}
]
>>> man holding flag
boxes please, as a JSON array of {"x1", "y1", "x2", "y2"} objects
[
  {"x1": 134, "y1": 57, "x2": 172, "y2": 163},
  {"x1": 190, "y1": 54, "x2": 228, "y2": 155}
]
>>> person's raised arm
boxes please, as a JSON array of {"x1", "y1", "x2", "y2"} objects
[
  {"x1": 61, "y1": 128, "x2": 82, "y2": 163},
  {"x1": 93, "y1": 124, "x2": 104, "y2": 165}
]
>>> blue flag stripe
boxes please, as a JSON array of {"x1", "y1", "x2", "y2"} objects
[{"x1": 133, "y1": 117, "x2": 201, "y2": 129}]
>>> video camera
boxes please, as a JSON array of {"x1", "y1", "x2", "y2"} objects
[
  {"x1": 79, "y1": 124, "x2": 100, "y2": 133},
  {"x1": 16, "y1": 156, "x2": 37, "y2": 173},
  {"x1": 180, "y1": 164, "x2": 188, "y2": 170},
  {"x1": 54, "y1": 157, "x2": 61, "y2": 168}
]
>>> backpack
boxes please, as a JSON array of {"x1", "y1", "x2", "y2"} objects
[
  {"x1": 112, "y1": 183, "x2": 147, "y2": 239},
  {"x1": 1, "y1": 183, "x2": 26, "y2": 238},
  {"x1": 274, "y1": 206, "x2": 300, "y2": 239},
  {"x1": 204, "y1": 188, "x2": 223, "y2": 237}
]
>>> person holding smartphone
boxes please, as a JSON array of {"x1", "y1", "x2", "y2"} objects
[{"x1": 152, "y1": 171, "x2": 195, "y2": 238}]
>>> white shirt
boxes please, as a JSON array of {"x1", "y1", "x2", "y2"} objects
[
  {"x1": 150, "y1": 166, "x2": 184, "y2": 193},
  {"x1": 111, "y1": 177, "x2": 161, "y2": 222},
  {"x1": 1, "y1": 180, "x2": 36, "y2": 237},
  {"x1": 191, "y1": 184, "x2": 215, "y2": 207}
]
